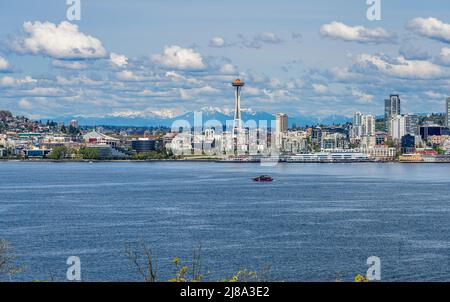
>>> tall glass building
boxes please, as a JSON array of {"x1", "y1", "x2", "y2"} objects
[{"x1": 384, "y1": 95, "x2": 401, "y2": 131}]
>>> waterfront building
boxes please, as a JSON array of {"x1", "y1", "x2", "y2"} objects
[
  {"x1": 423, "y1": 154, "x2": 450, "y2": 162},
  {"x1": 321, "y1": 132, "x2": 348, "y2": 150},
  {"x1": 419, "y1": 125, "x2": 449, "y2": 140},
  {"x1": 399, "y1": 153, "x2": 423, "y2": 162},
  {"x1": 360, "y1": 135, "x2": 377, "y2": 149},
  {"x1": 311, "y1": 127, "x2": 322, "y2": 144},
  {"x1": 83, "y1": 130, "x2": 119, "y2": 147},
  {"x1": 280, "y1": 131, "x2": 308, "y2": 154},
  {"x1": 375, "y1": 131, "x2": 387, "y2": 145},
  {"x1": 361, "y1": 145, "x2": 397, "y2": 161},
  {"x1": 25, "y1": 148, "x2": 52, "y2": 158},
  {"x1": 429, "y1": 135, "x2": 450, "y2": 146},
  {"x1": 286, "y1": 149, "x2": 370, "y2": 162},
  {"x1": 401, "y1": 134, "x2": 416, "y2": 154},
  {"x1": 131, "y1": 138, "x2": 156, "y2": 153},
  {"x1": 87, "y1": 144, "x2": 113, "y2": 158}
]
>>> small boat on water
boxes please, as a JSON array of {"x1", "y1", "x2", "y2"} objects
[{"x1": 252, "y1": 175, "x2": 273, "y2": 182}]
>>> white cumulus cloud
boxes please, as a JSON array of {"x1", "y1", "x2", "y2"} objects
[
  {"x1": 152, "y1": 45, "x2": 205, "y2": 70},
  {"x1": 219, "y1": 63, "x2": 236, "y2": 74},
  {"x1": 352, "y1": 89, "x2": 374, "y2": 103},
  {"x1": 320, "y1": 22, "x2": 395, "y2": 43},
  {"x1": 179, "y1": 85, "x2": 221, "y2": 100},
  {"x1": 0, "y1": 56, "x2": 11, "y2": 72},
  {"x1": 209, "y1": 36, "x2": 227, "y2": 48},
  {"x1": 355, "y1": 54, "x2": 445, "y2": 79},
  {"x1": 256, "y1": 32, "x2": 282, "y2": 44},
  {"x1": 116, "y1": 70, "x2": 146, "y2": 81},
  {"x1": 109, "y1": 53, "x2": 128, "y2": 68},
  {"x1": 407, "y1": 17, "x2": 450, "y2": 43},
  {"x1": 0, "y1": 75, "x2": 37, "y2": 87},
  {"x1": 52, "y1": 60, "x2": 88, "y2": 70},
  {"x1": 10, "y1": 21, "x2": 107, "y2": 59},
  {"x1": 435, "y1": 47, "x2": 450, "y2": 66}
]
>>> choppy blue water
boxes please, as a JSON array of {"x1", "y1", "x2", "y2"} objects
[{"x1": 1, "y1": 161, "x2": 450, "y2": 281}]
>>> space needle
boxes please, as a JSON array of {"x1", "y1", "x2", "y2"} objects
[{"x1": 232, "y1": 79, "x2": 245, "y2": 133}]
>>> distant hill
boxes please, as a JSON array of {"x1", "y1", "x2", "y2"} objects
[{"x1": 0, "y1": 110, "x2": 13, "y2": 121}]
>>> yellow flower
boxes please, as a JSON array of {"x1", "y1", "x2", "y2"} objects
[{"x1": 354, "y1": 274, "x2": 369, "y2": 282}]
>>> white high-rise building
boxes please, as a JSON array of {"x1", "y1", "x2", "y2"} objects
[
  {"x1": 351, "y1": 112, "x2": 375, "y2": 138},
  {"x1": 389, "y1": 114, "x2": 419, "y2": 140},
  {"x1": 362, "y1": 114, "x2": 375, "y2": 137}
]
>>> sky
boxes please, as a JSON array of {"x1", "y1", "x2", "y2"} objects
[{"x1": 1, "y1": 0, "x2": 450, "y2": 119}]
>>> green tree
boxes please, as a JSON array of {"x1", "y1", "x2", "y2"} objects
[
  {"x1": 434, "y1": 146, "x2": 445, "y2": 155},
  {"x1": 68, "y1": 125, "x2": 80, "y2": 135},
  {"x1": 132, "y1": 149, "x2": 175, "y2": 160},
  {"x1": 0, "y1": 239, "x2": 22, "y2": 280},
  {"x1": 47, "y1": 146, "x2": 69, "y2": 159},
  {"x1": 79, "y1": 148, "x2": 99, "y2": 160}
]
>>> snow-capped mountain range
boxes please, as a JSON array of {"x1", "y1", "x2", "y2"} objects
[{"x1": 51, "y1": 107, "x2": 351, "y2": 128}]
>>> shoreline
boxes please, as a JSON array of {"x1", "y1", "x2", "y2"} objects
[{"x1": 1, "y1": 158, "x2": 449, "y2": 164}]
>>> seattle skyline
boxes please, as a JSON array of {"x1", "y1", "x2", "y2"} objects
[{"x1": 1, "y1": 0, "x2": 450, "y2": 120}]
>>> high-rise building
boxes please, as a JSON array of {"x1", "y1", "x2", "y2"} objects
[
  {"x1": 405, "y1": 114, "x2": 419, "y2": 135},
  {"x1": 276, "y1": 113, "x2": 288, "y2": 134},
  {"x1": 362, "y1": 114, "x2": 376, "y2": 137},
  {"x1": 446, "y1": 97, "x2": 450, "y2": 127},
  {"x1": 350, "y1": 112, "x2": 375, "y2": 138},
  {"x1": 275, "y1": 113, "x2": 288, "y2": 149},
  {"x1": 353, "y1": 112, "x2": 363, "y2": 126},
  {"x1": 385, "y1": 95, "x2": 401, "y2": 131},
  {"x1": 389, "y1": 114, "x2": 418, "y2": 140}
]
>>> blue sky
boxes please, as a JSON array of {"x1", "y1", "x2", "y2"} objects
[{"x1": 1, "y1": 0, "x2": 450, "y2": 119}]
